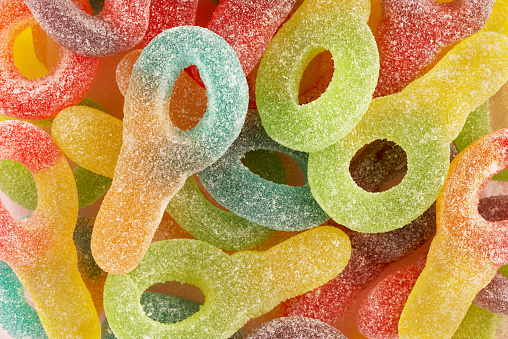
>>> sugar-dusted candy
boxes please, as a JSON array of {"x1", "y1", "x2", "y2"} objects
[
  {"x1": 0, "y1": 260, "x2": 47, "y2": 339},
  {"x1": 309, "y1": 32, "x2": 508, "y2": 233},
  {"x1": 140, "y1": 0, "x2": 199, "y2": 47},
  {"x1": 245, "y1": 317, "x2": 347, "y2": 338},
  {"x1": 92, "y1": 26, "x2": 248, "y2": 274},
  {"x1": 357, "y1": 256, "x2": 502, "y2": 339},
  {"x1": 0, "y1": 120, "x2": 100, "y2": 338},
  {"x1": 0, "y1": 0, "x2": 98, "y2": 120},
  {"x1": 52, "y1": 103, "x2": 275, "y2": 251},
  {"x1": 52, "y1": 105, "x2": 122, "y2": 178},
  {"x1": 400, "y1": 129, "x2": 508, "y2": 338},
  {"x1": 204, "y1": 0, "x2": 297, "y2": 76},
  {"x1": 103, "y1": 226, "x2": 351, "y2": 338},
  {"x1": 374, "y1": 0, "x2": 495, "y2": 97},
  {"x1": 102, "y1": 292, "x2": 246, "y2": 339},
  {"x1": 256, "y1": 0, "x2": 379, "y2": 152},
  {"x1": 24, "y1": 0, "x2": 150, "y2": 57},
  {"x1": 198, "y1": 111, "x2": 328, "y2": 231},
  {"x1": 167, "y1": 175, "x2": 275, "y2": 251}
]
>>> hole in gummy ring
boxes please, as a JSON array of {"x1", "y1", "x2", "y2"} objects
[
  {"x1": 241, "y1": 150, "x2": 305, "y2": 187},
  {"x1": 13, "y1": 25, "x2": 60, "y2": 80},
  {"x1": 298, "y1": 50, "x2": 334, "y2": 105},
  {"x1": 143, "y1": 281, "x2": 205, "y2": 323},
  {"x1": 349, "y1": 139, "x2": 407, "y2": 193}
]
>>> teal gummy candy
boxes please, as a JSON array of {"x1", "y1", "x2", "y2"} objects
[
  {"x1": 101, "y1": 292, "x2": 246, "y2": 339},
  {"x1": 198, "y1": 111, "x2": 329, "y2": 231},
  {"x1": 0, "y1": 261, "x2": 47, "y2": 339},
  {"x1": 166, "y1": 149, "x2": 283, "y2": 250},
  {"x1": 167, "y1": 176, "x2": 275, "y2": 251}
]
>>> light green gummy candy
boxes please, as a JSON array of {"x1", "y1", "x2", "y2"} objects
[
  {"x1": 455, "y1": 100, "x2": 508, "y2": 181},
  {"x1": 256, "y1": 0, "x2": 379, "y2": 152},
  {"x1": 452, "y1": 304, "x2": 501, "y2": 339}
]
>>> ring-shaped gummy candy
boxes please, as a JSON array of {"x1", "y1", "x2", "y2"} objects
[
  {"x1": 199, "y1": 111, "x2": 329, "y2": 231},
  {"x1": 399, "y1": 129, "x2": 508, "y2": 338},
  {"x1": 0, "y1": 0, "x2": 98, "y2": 120},
  {"x1": 92, "y1": 26, "x2": 248, "y2": 274},
  {"x1": 309, "y1": 32, "x2": 508, "y2": 233},
  {"x1": 23, "y1": 0, "x2": 150, "y2": 57},
  {"x1": 256, "y1": 0, "x2": 379, "y2": 152},
  {"x1": 0, "y1": 120, "x2": 100, "y2": 338},
  {"x1": 102, "y1": 292, "x2": 246, "y2": 339},
  {"x1": 103, "y1": 226, "x2": 351, "y2": 338}
]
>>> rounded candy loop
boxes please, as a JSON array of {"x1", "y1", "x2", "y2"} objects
[
  {"x1": 24, "y1": 0, "x2": 151, "y2": 57},
  {"x1": 256, "y1": 0, "x2": 379, "y2": 152},
  {"x1": 103, "y1": 227, "x2": 351, "y2": 338},
  {"x1": 92, "y1": 26, "x2": 249, "y2": 274},
  {"x1": 0, "y1": 0, "x2": 98, "y2": 120},
  {"x1": 245, "y1": 317, "x2": 347, "y2": 338},
  {"x1": 198, "y1": 111, "x2": 329, "y2": 231}
]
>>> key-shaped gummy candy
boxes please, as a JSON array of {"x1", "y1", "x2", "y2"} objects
[
  {"x1": 309, "y1": 31, "x2": 508, "y2": 233},
  {"x1": 91, "y1": 26, "x2": 248, "y2": 273},
  {"x1": 0, "y1": 121, "x2": 100, "y2": 338},
  {"x1": 399, "y1": 128, "x2": 508, "y2": 338},
  {"x1": 103, "y1": 226, "x2": 351, "y2": 338}
]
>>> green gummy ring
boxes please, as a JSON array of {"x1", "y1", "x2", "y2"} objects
[
  {"x1": 104, "y1": 240, "x2": 250, "y2": 339},
  {"x1": 309, "y1": 135, "x2": 450, "y2": 233},
  {"x1": 256, "y1": 9, "x2": 379, "y2": 152}
]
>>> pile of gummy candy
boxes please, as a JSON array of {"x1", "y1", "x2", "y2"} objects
[{"x1": 1, "y1": 0, "x2": 508, "y2": 338}]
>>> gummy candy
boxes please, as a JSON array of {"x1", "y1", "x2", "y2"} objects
[
  {"x1": 140, "y1": 0, "x2": 199, "y2": 47},
  {"x1": 102, "y1": 292, "x2": 246, "y2": 339},
  {"x1": 103, "y1": 226, "x2": 351, "y2": 338},
  {"x1": 374, "y1": 0, "x2": 495, "y2": 97},
  {"x1": 309, "y1": 31, "x2": 508, "y2": 233},
  {"x1": 256, "y1": 0, "x2": 379, "y2": 152},
  {"x1": 400, "y1": 128, "x2": 508, "y2": 338},
  {"x1": 24, "y1": 0, "x2": 150, "y2": 57},
  {"x1": 245, "y1": 316, "x2": 347, "y2": 338},
  {"x1": 198, "y1": 111, "x2": 329, "y2": 231},
  {"x1": 0, "y1": 0, "x2": 98, "y2": 120},
  {"x1": 92, "y1": 26, "x2": 248, "y2": 273},
  {"x1": 0, "y1": 120, "x2": 100, "y2": 338}
]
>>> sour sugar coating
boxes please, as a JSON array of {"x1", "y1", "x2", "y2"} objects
[
  {"x1": 52, "y1": 105, "x2": 274, "y2": 251},
  {"x1": 0, "y1": 121, "x2": 100, "y2": 338},
  {"x1": 102, "y1": 292, "x2": 246, "y2": 339},
  {"x1": 279, "y1": 144, "x2": 449, "y2": 325},
  {"x1": 357, "y1": 256, "x2": 501, "y2": 339},
  {"x1": 199, "y1": 111, "x2": 328, "y2": 231},
  {"x1": 256, "y1": 0, "x2": 379, "y2": 153},
  {"x1": 245, "y1": 317, "x2": 347, "y2": 338},
  {"x1": 201, "y1": 0, "x2": 296, "y2": 77},
  {"x1": 140, "y1": 0, "x2": 199, "y2": 47},
  {"x1": 374, "y1": 0, "x2": 495, "y2": 97},
  {"x1": 399, "y1": 129, "x2": 508, "y2": 338},
  {"x1": 167, "y1": 175, "x2": 275, "y2": 251},
  {"x1": 309, "y1": 31, "x2": 508, "y2": 233},
  {"x1": 92, "y1": 26, "x2": 248, "y2": 274},
  {"x1": 24, "y1": 0, "x2": 150, "y2": 57},
  {"x1": 0, "y1": 0, "x2": 98, "y2": 120},
  {"x1": 103, "y1": 226, "x2": 351, "y2": 338},
  {"x1": 0, "y1": 260, "x2": 47, "y2": 339}
]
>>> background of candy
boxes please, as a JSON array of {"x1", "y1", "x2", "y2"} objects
[{"x1": 1, "y1": 0, "x2": 508, "y2": 338}]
